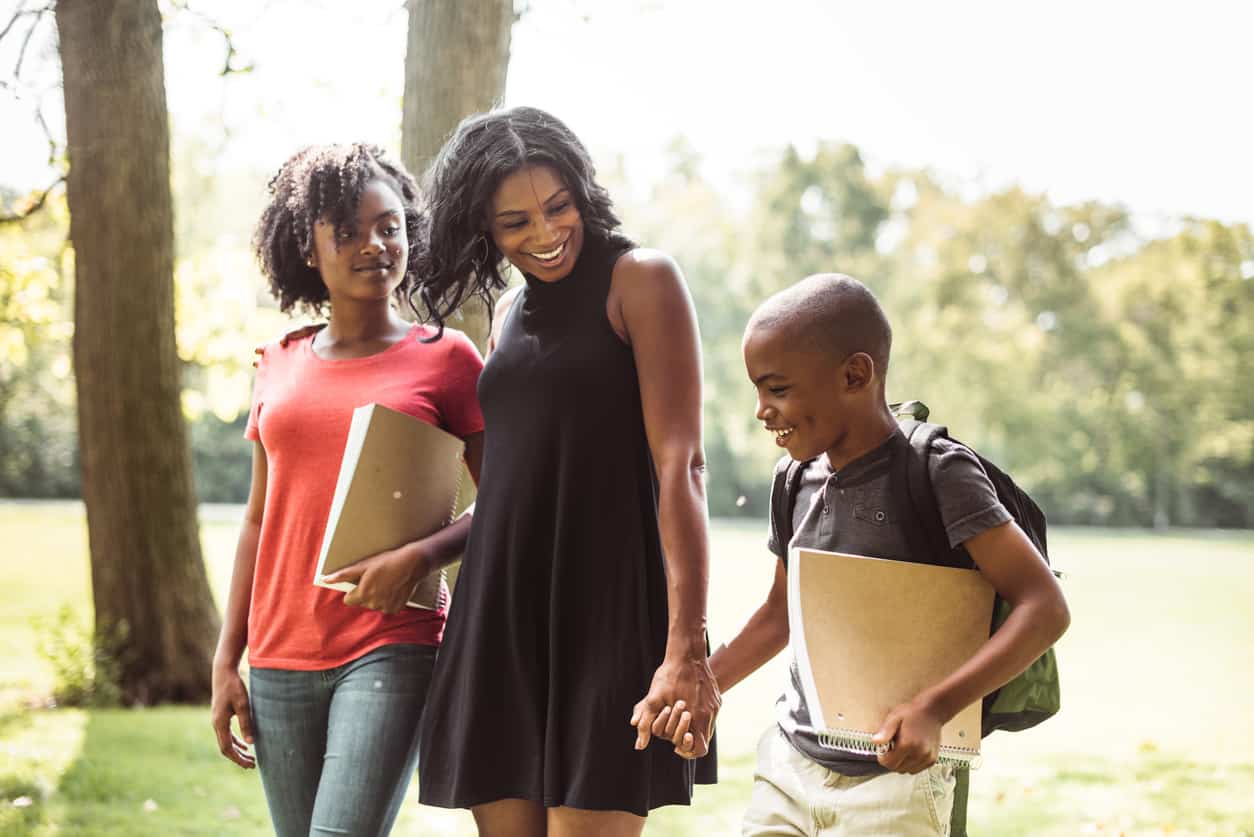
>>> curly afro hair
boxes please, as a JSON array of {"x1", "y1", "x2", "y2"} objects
[{"x1": 253, "y1": 143, "x2": 422, "y2": 315}]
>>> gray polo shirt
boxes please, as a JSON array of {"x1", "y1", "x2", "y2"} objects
[{"x1": 766, "y1": 430, "x2": 1011, "y2": 775}]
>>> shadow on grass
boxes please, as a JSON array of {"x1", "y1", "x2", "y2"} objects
[
  {"x1": 12, "y1": 711, "x2": 1253, "y2": 836},
  {"x1": 3, "y1": 706, "x2": 271, "y2": 837}
]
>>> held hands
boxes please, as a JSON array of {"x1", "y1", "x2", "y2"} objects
[
  {"x1": 630, "y1": 654, "x2": 721, "y2": 759},
  {"x1": 649, "y1": 700, "x2": 698, "y2": 757},
  {"x1": 323, "y1": 544, "x2": 429, "y2": 615},
  {"x1": 210, "y1": 664, "x2": 255, "y2": 769},
  {"x1": 870, "y1": 695, "x2": 946, "y2": 774}
]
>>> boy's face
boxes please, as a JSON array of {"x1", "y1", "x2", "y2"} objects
[{"x1": 743, "y1": 323, "x2": 866, "y2": 462}]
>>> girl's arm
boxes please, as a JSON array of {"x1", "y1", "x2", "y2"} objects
[
  {"x1": 326, "y1": 431, "x2": 484, "y2": 614},
  {"x1": 611, "y1": 249, "x2": 721, "y2": 759},
  {"x1": 210, "y1": 440, "x2": 267, "y2": 769}
]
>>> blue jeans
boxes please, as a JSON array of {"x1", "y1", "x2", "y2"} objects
[{"x1": 249, "y1": 643, "x2": 437, "y2": 837}]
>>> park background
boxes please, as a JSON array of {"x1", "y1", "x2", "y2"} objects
[{"x1": 1, "y1": 0, "x2": 1252, "y2": 834}]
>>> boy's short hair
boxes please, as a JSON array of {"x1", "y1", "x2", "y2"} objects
[{"x1": 746, "y1": 273, "x2": 893, "y2": 378}]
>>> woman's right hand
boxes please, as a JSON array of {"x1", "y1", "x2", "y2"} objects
[
  {"x1": 253, "y1": 322, "x2": 326, "y2": 365},
  {"x1": 211, "y1": 663, "x2": 256, "y2": 769}
]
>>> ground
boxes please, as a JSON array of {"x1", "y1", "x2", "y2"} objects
[{"x1": 2, "y1": 502, "x2": 1252, "y2": 836}]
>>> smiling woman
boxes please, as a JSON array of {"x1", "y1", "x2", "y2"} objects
[
  {"x1": 411, "y1": 107, "x2": 718, "y2": 837},
  {"x1": 488, "y1": 165, "x2": 585, "y2": 280}
]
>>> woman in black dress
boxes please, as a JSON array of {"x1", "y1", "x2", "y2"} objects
[{"x1": 413, "y1": 107, "x2": 718, "y2": 836}]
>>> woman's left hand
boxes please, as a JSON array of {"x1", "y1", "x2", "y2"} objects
[
  {"x1": 324, "y1": 544, "x2": 428, "y2": 614},
  {"x1": 631, "y1": 653, "x2": 721, "y2": 758}
]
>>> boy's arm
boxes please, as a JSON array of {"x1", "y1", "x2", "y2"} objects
[
  {"x1": 872, "y1": 520, "x2": 1070, "y2": 773},
  {"x1": 710, "y1": 557, "x2": 790, "y2": 692},
  {"x1": 656, "y1": 556, "x2": 790, "y2": 755}
]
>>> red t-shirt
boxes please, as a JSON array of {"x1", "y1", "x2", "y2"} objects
[{"x1": 244, "y1": 324, "x2": 484, "y2": 670}]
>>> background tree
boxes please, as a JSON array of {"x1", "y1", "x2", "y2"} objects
[
  {"x1": 55, "y1": 0, "x2": 219, "y2": 703},
  {"x1": 402, "y1": 0, "x2": 513, "y2": 349}
]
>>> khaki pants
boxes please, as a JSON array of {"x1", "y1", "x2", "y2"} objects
[{"x1": 742, "y1": 726, "x2": 955, "y2": 837}]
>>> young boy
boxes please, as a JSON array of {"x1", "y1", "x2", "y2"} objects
[{"x1": 659, "y1": 274, "x2": 1070, "y2": 835}]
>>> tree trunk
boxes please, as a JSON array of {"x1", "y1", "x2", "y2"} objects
[
  {"x1": 56, "y1": 0, "x2": 220, "y2": 704},
  {"x1": 402, "y1": 0, "x2": 512, "y2": 350}
]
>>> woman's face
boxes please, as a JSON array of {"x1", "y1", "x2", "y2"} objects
[
  {"x1": 310, "y1": 178, "x2": 407, "y2": 304},
  {"x1": 487, "y1": 164, "x2": 584, "y2": 283}
]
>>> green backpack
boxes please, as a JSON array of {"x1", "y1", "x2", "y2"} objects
[
  {"x1": 885, "y1": 401, "x2": 1061, "y2": 737},
  {"x1": 893, "y1": 401, "x2": 1061, "y2": 837}
]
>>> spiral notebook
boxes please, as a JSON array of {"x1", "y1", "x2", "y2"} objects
[
  {"x1": 788, "y1": 547, "x2": 995, "y2": 766},
  {"x1": 314, "y1": 403, "x2": 464, "y2": 610}
]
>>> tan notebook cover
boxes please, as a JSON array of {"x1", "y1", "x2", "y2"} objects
[
  {"x1": 314, "y1": 403, "x2": 464, "y2": 610},
  {"x1": 789, "y1": 547, "x2": 995, "y2": 765}
]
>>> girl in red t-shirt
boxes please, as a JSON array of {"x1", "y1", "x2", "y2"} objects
[{"x1": 209, "y1": 144, "x2": 484, "y2": 837}]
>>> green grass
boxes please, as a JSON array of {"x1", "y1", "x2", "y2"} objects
[{"x1": 2, "y1": 503, "x2": 1253, "y2": 835}]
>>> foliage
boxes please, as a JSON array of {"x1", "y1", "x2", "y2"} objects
[
  {"x1": 0, "y1": 143, "x2": 282, "y2": 505},
  {"x1": 620, "y1": 144, "x2": 1254, "y2": 527},
  {"x1": 191, "y1": 414, "x2": 252, "y2": 503},
  {"x1": 0, "y1": 199, "x2": 78, "y2": 498},
  {"x1": 32, "y1": 606, "x2": 124, "y2": 709},
  {"x1": 2, "y1": 133, "x2": 1252, "y2": 526}
]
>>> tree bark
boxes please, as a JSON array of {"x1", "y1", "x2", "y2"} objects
[
  {"x1": 56, "y1": 0, "x2": 220, "y2": 704},
  {"x1": 402, "y1": 0, "x2": 513, "y2": 350}
]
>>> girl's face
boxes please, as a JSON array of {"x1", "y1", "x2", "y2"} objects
[
  {"x1": 487, "y1": 164, "x2": 584, "y2": 283},
  {"x1": 310, "y1": 178, "x2": 407, "y2": 305}
]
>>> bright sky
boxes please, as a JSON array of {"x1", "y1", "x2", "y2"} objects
[{"x1": 2, "y1": 0, "x2": 1251, "y2": 225}]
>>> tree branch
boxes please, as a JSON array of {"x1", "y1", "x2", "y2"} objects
[
  {"x1": 34, "y1": 101, "x2": 57, "y2": 165},
  {"x1": 0, "y1": 4, "x2": 52, "y2": 45},
  {"x1": 0, "y1": 175, "x2": 65, "y2": 224},
  {"x1": 0, "y1": 4, "x2": 61, "y2": 223},
  {"x1": 12, "y1": 15, "x2": 38, "y2": 77},
  {"x1": 167, "y1": 0, "x2": 253, "y2": 75}
]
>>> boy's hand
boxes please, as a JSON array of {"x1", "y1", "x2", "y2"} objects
[
  {"x1": 871, "y1": 696, "x2": 945, "y2": 774},
  {"x1": 651, "y1": 701, "x2": 699, "y2": 758}
]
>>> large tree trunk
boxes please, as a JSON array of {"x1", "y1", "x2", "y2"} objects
[
  {"x1": 402, "y1": 0, "x2": 512, "y2": 350},
  {"x1": 57, "y1": 0, "x2": 220, "y2": 704}
]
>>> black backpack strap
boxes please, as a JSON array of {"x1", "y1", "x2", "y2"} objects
[
  {"x1": 770, "y1": 455, "x2": 811, "y2": 566},
  {"x1": 893, "y1": 420, "x2": 970, "y2": 568}
]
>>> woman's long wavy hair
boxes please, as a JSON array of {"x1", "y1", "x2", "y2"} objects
[
  {"x1": 412, "y1": 106, "x2": 630, "y2": 335},
  {"x1": 253, "y1": 143, "x2": 423, "y2": 315}
]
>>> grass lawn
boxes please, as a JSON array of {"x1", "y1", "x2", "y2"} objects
[{"x1": 2, "y1": 502, "x2": 1253, "y2": 835}]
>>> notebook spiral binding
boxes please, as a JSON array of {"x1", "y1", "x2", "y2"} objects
[
  {"x1": 432, "y1": 450, "x2": 464, "y2": 610},
  {"x1": 818, "y1": 728, "x2": 982, "y2": 769}
]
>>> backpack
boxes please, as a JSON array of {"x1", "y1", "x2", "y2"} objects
[{"x1": 768, "y1": 401, "x2": 1062, "y2": 836}]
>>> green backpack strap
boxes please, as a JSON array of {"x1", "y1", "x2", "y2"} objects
[{"x1": 951, "y1": 766, "x2": 970, "y2": 837}]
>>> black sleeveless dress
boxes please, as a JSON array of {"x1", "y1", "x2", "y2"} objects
[{"x1": 418, "y1": 232, "x2": 716, "y2": 816}]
